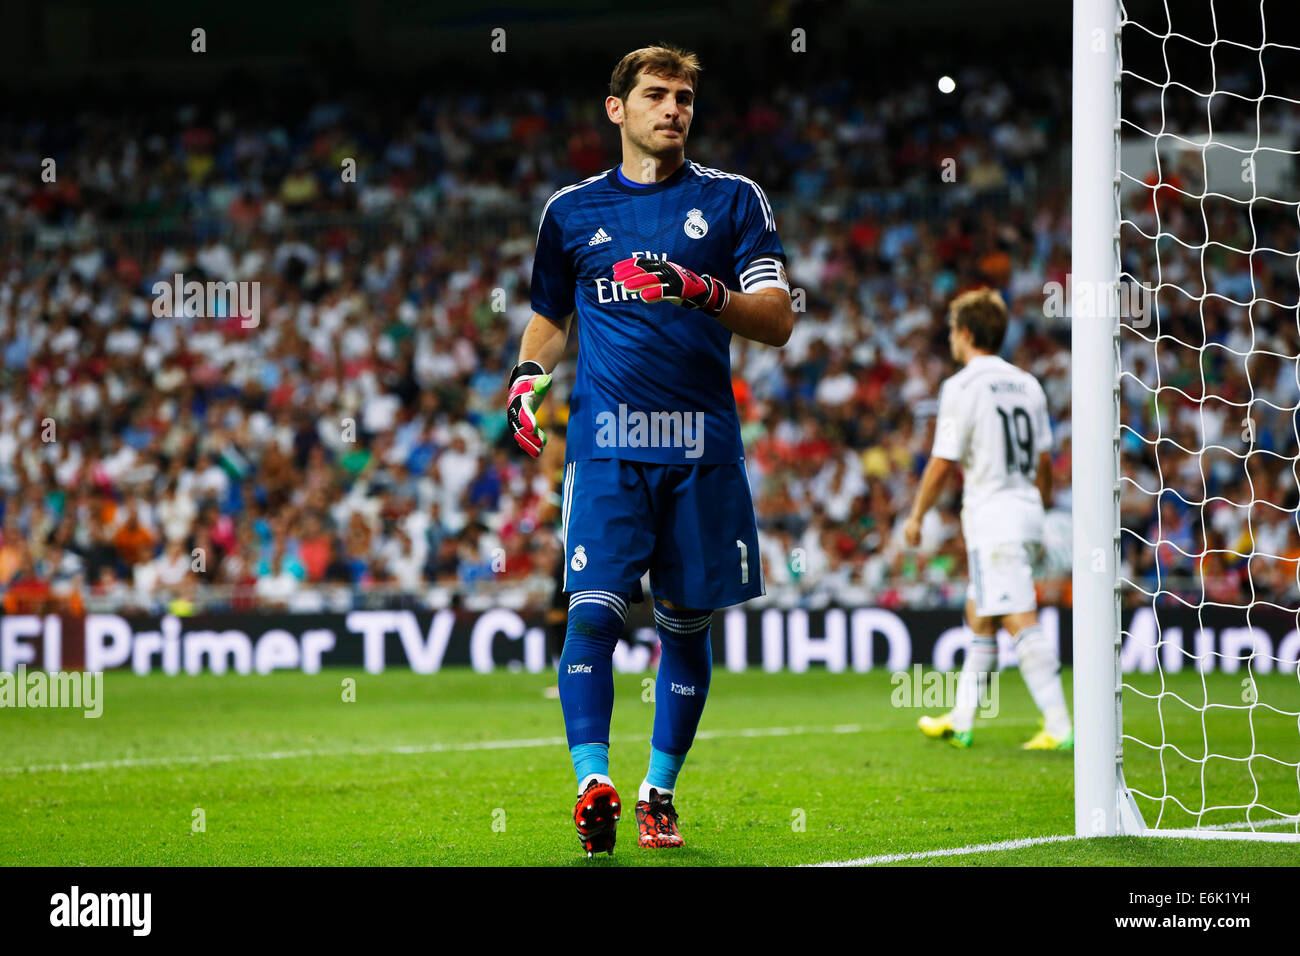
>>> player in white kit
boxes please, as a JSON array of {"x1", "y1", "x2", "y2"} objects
[{"x1": 904, "y1": 288, "x2": 1073, "y2": 750}]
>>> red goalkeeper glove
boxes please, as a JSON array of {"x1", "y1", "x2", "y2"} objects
[
  {"x1": 611, "y1": 256, "x2": 730, "y2": 317},
  {"x1": 507, "y1": 360, "x2": 552, "y2": 458}
]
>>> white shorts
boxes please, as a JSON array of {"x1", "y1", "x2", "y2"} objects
[{"x1": 966, "y1": 540, "x2": 1040, "y2": 618}]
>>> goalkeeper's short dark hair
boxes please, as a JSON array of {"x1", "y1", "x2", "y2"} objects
[
  {"x1": 949, "y1": 287, "x2": 1008, "y2": 353},
  {"x1": 610, "y1": 44, "x2": 702, "y2": 101}
]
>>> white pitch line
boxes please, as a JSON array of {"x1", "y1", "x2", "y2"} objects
[
  {"x1": 0, "y1": 723, "x2": 871, "y2": 775},
  {"x1": 1183, "y1": 816, "x2": 1300, "y2": 833},
  {"x1": 808, "y1": 833, "x2": 1084, "y2": 867},
  {"x1": 808, "y1": 818, "x2": 1300, "y2": 865}
]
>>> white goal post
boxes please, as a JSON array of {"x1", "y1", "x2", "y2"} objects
[
  {"x1": 1071, "y1": 0, "x2": 1126, "y2": 838},
  {"x1": 1072, "y1": 0, "x2": 1300, "y2": 841}
]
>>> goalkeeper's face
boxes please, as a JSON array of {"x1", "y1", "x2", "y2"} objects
[{"x1": 609, "y1": 71, "x2": 694, "y2": 164}]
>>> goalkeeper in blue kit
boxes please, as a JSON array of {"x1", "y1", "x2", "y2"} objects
[{"x1": 507, "y1": 45, "x2": 794, "y2": 856}]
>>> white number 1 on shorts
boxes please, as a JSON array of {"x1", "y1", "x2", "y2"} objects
[{"x1": 736, "y1": 539, "x2": 748, "y2": 584}]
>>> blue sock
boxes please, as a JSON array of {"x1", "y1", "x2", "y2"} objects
[
  {"x1": 570, "y1": 743, "x2": 609, "y2": 788},
  {"x1": 559, "y1": 591, "x2": 627, "y2": 777},
  {"x1": 649, "y1": 602, "x2": 713, "y2": 782},
  {"x1": 646, "y1": 745, "x2": 687, "y2": 792}
]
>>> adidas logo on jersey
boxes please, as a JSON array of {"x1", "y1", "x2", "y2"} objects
[{"x1": 587, "y1": 228, "x2": 613, "y2": 246}]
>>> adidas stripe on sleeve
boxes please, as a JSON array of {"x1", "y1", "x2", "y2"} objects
[
  {"x1": 531, "y1": 199, "x2": 576, "y2": 320},
  {"x1": 691, "y1": 164, "x2": 787, "y2": 295}
]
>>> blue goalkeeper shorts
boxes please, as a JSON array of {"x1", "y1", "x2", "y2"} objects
[{"x1": 560, "y1": 458, "x2": 764, "y2": 610}]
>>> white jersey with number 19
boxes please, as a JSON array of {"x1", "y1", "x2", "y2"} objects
[{"x1": 931, "y1": 353, "x2": 1051, "y2": 548}]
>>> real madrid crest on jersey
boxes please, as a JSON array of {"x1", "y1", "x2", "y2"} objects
[
  {"x1": 684, "y1": 208, "x2": 708, "y2": 239},
  {"x1": 570, "y1": 544, "x2": 587, "y2": 571}
]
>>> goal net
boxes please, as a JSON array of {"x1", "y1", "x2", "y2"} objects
[{"x1": 1074, "y1": 0, "x2": 1300, "y2": 839}]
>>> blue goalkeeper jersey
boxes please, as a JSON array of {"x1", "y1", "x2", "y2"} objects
[{"x1": 530, "y1": 160, "x2": 787, "y2": 465}]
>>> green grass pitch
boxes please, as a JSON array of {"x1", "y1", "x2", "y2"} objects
[{"x1": 1, "y1": 668, "x2": 1297, "y2": 866}]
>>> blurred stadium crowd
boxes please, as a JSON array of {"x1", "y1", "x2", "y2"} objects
[
  {"x1": 1, "y1": 57, "x2": 1295, "y2": 616},
  {"x1": 1119, "y1": 178, "x2": 1300, "y2": 611}
]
